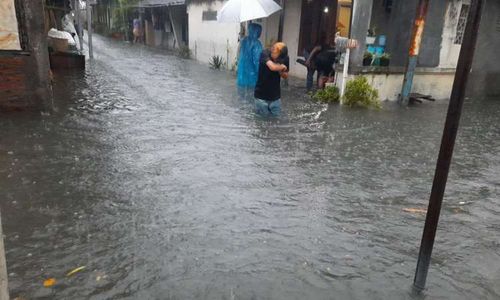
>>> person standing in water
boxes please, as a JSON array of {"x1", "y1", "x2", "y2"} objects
[
  {"x1": 132, "y1": 14, "x2": 143, "y2": 44},
  {"x1": 254, "y1": 42, "x2": 289, "y2": 116},
  {"x1": 237, "y1": 23, "x2": 263, "y2": 88}
]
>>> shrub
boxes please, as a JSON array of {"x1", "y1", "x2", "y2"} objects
[
  {"x1": 177, "y1": 46, "x2": 191, "y2": 59},
  {"x1": 209, "y1": 55, "x2": 225, "y2": 70},
  {"x1": 343, "y1": 76, "x2": 381, "y2": 109},
  {"x1": 312, "y1": 86, "x2": 340, "y2": 103}
]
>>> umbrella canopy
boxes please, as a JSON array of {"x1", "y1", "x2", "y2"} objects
[{"x1": 218, "y1": 0, "x2": 282, "y2": 23}]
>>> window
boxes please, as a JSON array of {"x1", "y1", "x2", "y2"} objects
[
  {"x1": 0, "y1": 0, "x2": 22, "y2": 50},
  {"x1": 454, "y1": 4, "x2": 470, "y2": 45},
  {"x1": 202, "y1": 10, "x2": 217, "y2": 22}
]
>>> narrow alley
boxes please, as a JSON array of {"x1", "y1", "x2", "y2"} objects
[{"x1": 1, "y1": 34, "x2": 499, "y2": 299}]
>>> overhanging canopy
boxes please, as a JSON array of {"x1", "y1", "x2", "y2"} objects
[{"x1": 135, "y1": 0, "x2": 185, "y2": 7}]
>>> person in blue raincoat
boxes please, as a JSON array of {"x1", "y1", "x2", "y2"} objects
[{"x1": 237, "y1": 23, "x2": 263, "y2": 87}]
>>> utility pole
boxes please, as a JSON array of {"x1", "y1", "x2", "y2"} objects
[
  {"x1": 86, "y1": 0, "x2": 96, "y2": 59},
  {"x1": 413, "y1": 0, "x2": 484, "y2": 291},
  {"x1": 399, "y1": 0, "x2": 430, "y2": 105}
]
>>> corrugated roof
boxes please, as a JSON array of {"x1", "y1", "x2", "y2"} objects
[{"x1": 135, "y1": 0, "x2": 185, "y2": 7}]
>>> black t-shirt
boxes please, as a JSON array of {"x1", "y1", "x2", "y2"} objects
[
  {"x1": 254, "y1": 49, "x2": 289, "y2": 102},
  {"x1": 315, "y1": 45, "x2": 337, "y2": 74}
]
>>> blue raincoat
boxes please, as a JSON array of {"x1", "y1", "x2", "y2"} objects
[{"x1": 237, "y1": 23, "x2": 263, "y2": 88}]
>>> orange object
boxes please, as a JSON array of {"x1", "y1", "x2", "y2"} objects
[{"x1": 43, "y1": 278, "x2": 56, "y2": 287}]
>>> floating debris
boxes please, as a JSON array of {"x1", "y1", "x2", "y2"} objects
[
  {"x1": 403, "y1": 208, "x2": 427, "y2": 214},
  {"x1": 67, "y1": 266, "x2": 86, "y2": 277},
  {"x1": 43, "y1": 278, "x2": 56, "y2": 287}
]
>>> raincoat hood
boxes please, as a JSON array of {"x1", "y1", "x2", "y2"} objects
[{"x1": 248, "y1": 23, "x2": 262, "y2": 40}]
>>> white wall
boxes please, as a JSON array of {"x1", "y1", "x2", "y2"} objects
[
  {"x1": 188, "y1": 1, "x2": 240, "y2": 68},
  {"x1": 0, "y1": 0, "x2": 21, "y2": 50},
  {"x1": 336, "y1": 72, "x2": 456, "y2": 101},
  {"x1": 439, "y1": 0, "x2": 468, "y2": 68},
  {"x1": 281, "y1": 0, "x2": 307, "y2": 79}
]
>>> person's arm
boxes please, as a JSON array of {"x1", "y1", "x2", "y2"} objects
[
  {"x1": 266, "y1": 60, "x2": 287, "y2": 72},
  {"x1": 305, "y1": 45, "x2": 322, "y2": 66},
  {"x1": 280, "y1": 56, "x2": 290, "y2": 79}
]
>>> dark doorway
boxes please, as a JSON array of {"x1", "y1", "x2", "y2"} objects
[{"x1": 297, "y1": 0, "x2": 338, "y2": 55}]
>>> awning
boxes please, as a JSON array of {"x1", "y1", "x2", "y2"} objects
[{"x1": 135, "y1": 0, "x2": 185, "y2": 7}]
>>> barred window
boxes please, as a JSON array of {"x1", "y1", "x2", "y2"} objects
[
  {"x1": 454, "y1": 4, "x2": 470, "y2": 44},
  {"x1": 202, "y1": 10, "x2": 217, "y2": 22}
]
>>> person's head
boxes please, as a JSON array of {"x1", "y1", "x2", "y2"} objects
[
  {"x1": 248, "y1": 23, "x2": 262, "y2": 39},
  {"x1": 271, "y1": 42, "x2": 288, "y2": 61}
]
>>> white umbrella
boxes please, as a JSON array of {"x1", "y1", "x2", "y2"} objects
[{"x1": 218, "y1": 0, "x2": 282, "y2": 23}]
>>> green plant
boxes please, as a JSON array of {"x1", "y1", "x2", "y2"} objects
[
  {"x1": 209, "y1": 55, "x2": 225, "y2": 70},
  {"x1": 343, "y1": 76, "x2": 381, "y2": 109},
  {"x1": 312, "y1": 86, "x2": 340, "y2": 103},
  {"x1": 364, "y1": 52, "x2": 373, "y2": 60},
  {"x1": 380, "y1": 53, "x2": 391, "y2": 59},
  {"x1": 177, "y1": 45, "x2": 191, "y2": 59},
  {"x1": 368, "y1": 27, "x2": 377, "y2": 37}
]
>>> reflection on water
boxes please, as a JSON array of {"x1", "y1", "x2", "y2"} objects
[{"x1": 0, "y1": 35, "x2": 499, "y2": 299}]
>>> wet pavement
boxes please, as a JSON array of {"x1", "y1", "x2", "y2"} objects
[{"x1": 0, "y1": 35, "x2": 499, "y2": 299}]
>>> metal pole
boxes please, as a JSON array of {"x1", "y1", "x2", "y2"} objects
[
  {"x1": 399, "y1": 0, "x2": 430, "y2": 105},
  {"x1": 413, "y1": 0, "x2": 484, "y2": 291},
  {"x1": 87, "y1": 2, "x2": 94, "y2": 59}
]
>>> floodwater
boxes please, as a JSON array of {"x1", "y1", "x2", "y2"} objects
[{"x1": 1, "y1": 35, "x2": 499, "y2": 300}]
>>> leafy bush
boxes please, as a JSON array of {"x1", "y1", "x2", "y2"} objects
[
  {"x1": 177, "y1": 46, "x2": 191, "y2": 59},
  {"x1": 312, "y1": 86, "x2": 340, "y2": 103},
  {"x1": 209, "y1": 55, "x2": 225, "y2": 70},
  {"x1": 343, "y1": 76, "x2": 381, "y2": 109}
]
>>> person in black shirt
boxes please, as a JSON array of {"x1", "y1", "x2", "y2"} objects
[{"x1": 254, "y1": 42, "x2": 289, "y2": 116}]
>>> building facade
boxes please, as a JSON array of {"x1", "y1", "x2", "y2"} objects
[{"x1": 187, "y1": 0, "x2": 495, "y2": 100}]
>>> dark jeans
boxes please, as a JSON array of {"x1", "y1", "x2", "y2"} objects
[{"x1": 300, "y1": 50, "x2": 319, "y2": 91}]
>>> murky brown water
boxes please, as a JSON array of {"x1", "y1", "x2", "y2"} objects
[{"x1": 0, "y1": 35, "x2": 499, "y2": 299}]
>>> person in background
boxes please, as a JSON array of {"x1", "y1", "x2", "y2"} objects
[
  {"x1": 254, "y1": 42, "x2": 290, "y2": 117},
  {"x1": 306, "y1": 32, "x2": 338, "y2": 89},
  {"x1": 296, "y1": 33, "x2": 327, "y2": 91},
  {"x1": 132, "y1": 14, "x2": 143, "y2": 44},
  {"x1": 237, "y1": 23, "x2": 263, "y2": 88}
]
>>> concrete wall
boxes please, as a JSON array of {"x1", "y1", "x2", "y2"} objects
[
  {"x1": 469, "y1": 0, "x2": 500, "y2": 97},
  {"x1": 187, "y1": 1, "x2": 240, "y2": 68},
  {"x1": 281, "y1": 0, "x2": 306, "y2": 78},
  {"x1": 374, "y1": 0, "x2": 447, "y2": 67},
  {"x1": 0, "y1": 0, "x2": 52, "y2": 111},
  {"x1": 336, "y1": 70, "x2": 456, "y2": 101}
]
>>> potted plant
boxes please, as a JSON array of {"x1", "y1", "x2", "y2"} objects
[
  {"x1": 343, "y1": 76, "x2": 381, "y2": 109},
  {"x1": 366, "y1": 28, "x2": 376, "y2": 44},
  {"x1": 363, "y1": 52, "x2": 373, "y2": 66},
  {"x1": 379, "y1": 53, "x2": 391, "y2": 66}
]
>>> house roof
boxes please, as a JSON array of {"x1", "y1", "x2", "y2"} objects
[{"x1": 135, "y1": 0, "x2": 185, "y2": 7}]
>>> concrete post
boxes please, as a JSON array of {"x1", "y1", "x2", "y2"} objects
[
  {"x1": 349, "y1": 0, "x2": 373, "y2": 67},
  {"x1": 399, "y1": 0, "x2": 430, "y2": 105},
  {"x1": 23, "y1": 0, "x2": 53, "y2": 110},
  {"x1": 87, "y1": 2, "x2": 94, "y2": 59}
]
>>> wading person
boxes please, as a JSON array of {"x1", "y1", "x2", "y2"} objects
[
  {"x1": 132, "y1": 14, "x2": 143, "y2": 44},
  {"x1": 237, "y1": 23, "x2": 263, "y2": 88},
  {"x1": 254, "y1": 42, "x2": 289, "y2": 117}
]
